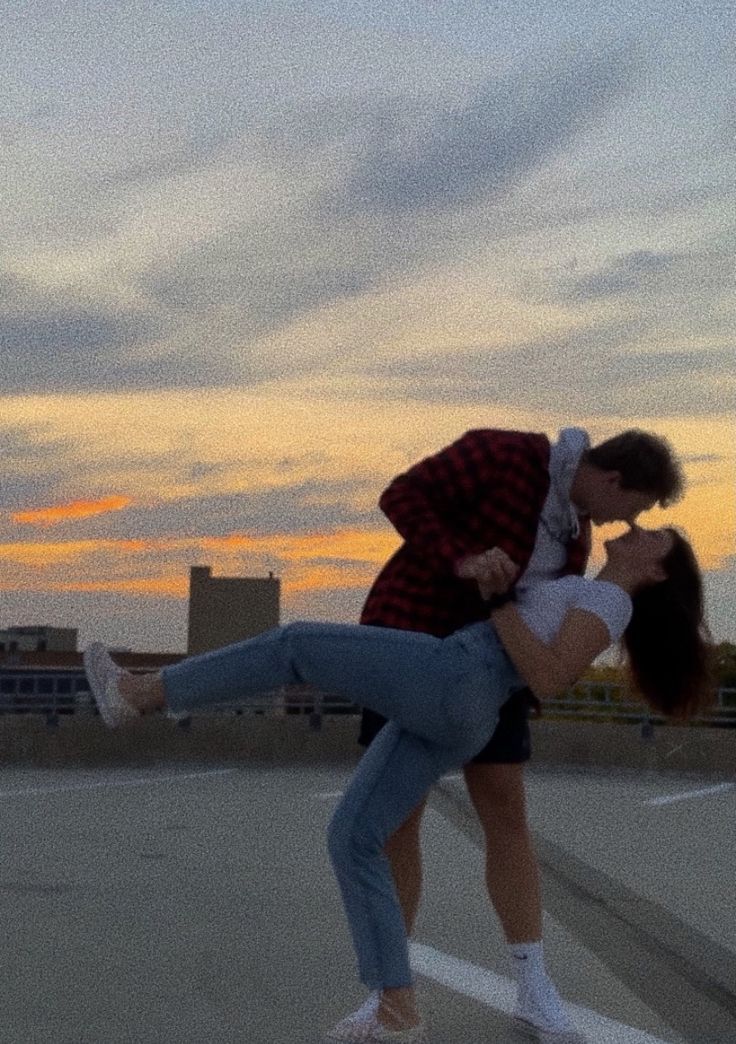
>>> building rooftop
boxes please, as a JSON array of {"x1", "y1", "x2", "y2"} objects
[{"x1": 0, "y1": 650, "x2": 185, "y2": 671}]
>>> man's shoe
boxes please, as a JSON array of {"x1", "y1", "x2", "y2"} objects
[{"x1": 514, "y1": 982, "x2": 584, "y2": 1040}]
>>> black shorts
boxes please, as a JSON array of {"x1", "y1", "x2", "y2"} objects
[{"x1": 357, "y1": 688, "x2": 533, "y2": 765}]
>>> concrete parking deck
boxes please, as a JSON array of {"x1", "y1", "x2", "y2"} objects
[{"x1": 1, "y1": 745, "x2": 734, "y2": 1043}]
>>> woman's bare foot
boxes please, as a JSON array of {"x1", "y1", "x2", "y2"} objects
[{"x1": 118, "y1": 672, "x2": 166, "y2": 713}]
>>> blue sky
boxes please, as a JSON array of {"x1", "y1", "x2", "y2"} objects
[{"x1": 0, "y1": 0, "x2": 733, "y2": 651}]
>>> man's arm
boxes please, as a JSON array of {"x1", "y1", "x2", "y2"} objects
[
  {"x1": 456, "y1": 547, "x2": 520, "y2": 599},
  {"x1": 378, "y1": 429, "x2": 549, "y2": 576},
  {"x1": 490, "y1": 603, "x2": 611, "y2": 699}
]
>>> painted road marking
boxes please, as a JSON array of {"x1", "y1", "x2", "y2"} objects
[
  {"x1": 0, "y1": 768, "x2": 236, "y2": 799},
  {"x1": 409, "y1": 943, "x2": 676, "y2": 1044},
  {"x1": 644, "y1": 782, "x2": 735, "y2": 807}
]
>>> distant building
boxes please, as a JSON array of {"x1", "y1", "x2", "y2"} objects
[
  {"x1": 186, "y1": 566, "x2": 280, "y2": 655},
  {"x1": 0, "y1": 648, "x2": 184, "y2": 719},
  {"x1": 0, "y1": 626, "x2": 78, "y2": 654}
]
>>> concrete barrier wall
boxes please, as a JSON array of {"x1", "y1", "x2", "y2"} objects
[
  {"x1": 529, "y1": 720, "x2": 735, "y2": 778},
  {"x1": 0, "y1": 715, "x2": 362, "y2": 768},
  {"x1": 0, "y1": 715, "x2": 733, "y2": 777}
]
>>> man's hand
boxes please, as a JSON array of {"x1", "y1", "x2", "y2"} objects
[{"x1": 455, "y1": 548, "x2": 520, "y2": 600}]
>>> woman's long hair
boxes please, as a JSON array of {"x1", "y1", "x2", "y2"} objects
[{"x1": 623, "y1": 529, "x2": 712, "y2": 719}]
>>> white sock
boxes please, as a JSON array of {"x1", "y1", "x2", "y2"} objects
[
  {"x1": 508, "y1": 940, "x2": 546, "y2": 985},
  {"x1": 508, "y1": 941, "x2": 574, "y2": 1031}
]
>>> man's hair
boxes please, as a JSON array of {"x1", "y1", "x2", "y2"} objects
[{"x1": 586, "y1": 430, "x2": 684, "y2": 507}]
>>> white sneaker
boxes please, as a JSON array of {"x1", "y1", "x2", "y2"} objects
[
  {"x1": 323, "y1": 1012, "x2": 428, "y2": 1043},
  {"x1": 83, "y1": 643, "x2": 138, "y2": 728},
  {"x1": 514, "y1": 981, "x2": 584, "y2": 1040}
]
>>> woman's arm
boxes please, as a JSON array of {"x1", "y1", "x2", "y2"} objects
[{"x1": 490, "y1": 602, "x2": 612, "y2": 699}]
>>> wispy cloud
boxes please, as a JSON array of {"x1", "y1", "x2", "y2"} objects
[
  {"x1": 560, "y1": 246, "x2": 735, "y2": 304},
  {"x1": 358, "y1": 325, "x2": 736, "y2": 417},
  {"x1": 137, "y1": 49, "x2": 640, "y2": 359},
  {"x1": 0, "y1": 306, "x2": 158, "y2": 394},
  {"x1": 45, "y1": 576, "x2": 188, "y2": 598},
  {"x1": 0, "y1": 3, "x2": 733, "y2": 647},
  {"x1": 567, "y1": 250, "x2": 677, "y2": 300},
  {"x1": 0, "y1": 539, "x2": 151, "y2": 568},
  {"x1": 0, "y1": 526, "x2": 400, "y2": 598},
  {"x1": 11, "y1": 495, "x2": 134, "y2": 527},
  {"x1": 328, "y1": 51, "x2": 638, "y2": 216}
]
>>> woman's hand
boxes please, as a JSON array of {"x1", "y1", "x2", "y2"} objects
[{"x1": 455, "y1": 548, "x2": 520, "y2": 600}]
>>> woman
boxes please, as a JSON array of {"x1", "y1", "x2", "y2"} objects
[{"x1": 84, "y1": 527, "x2": 710, "y2": 1044}]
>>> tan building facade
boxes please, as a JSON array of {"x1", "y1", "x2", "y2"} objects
[{"x1": 186, "y1": 566, "x2": 281, "y2": 655}]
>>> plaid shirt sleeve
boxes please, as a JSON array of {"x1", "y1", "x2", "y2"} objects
[{"x1": 378, "y1": 429, "x2": 551, "y2": 574}]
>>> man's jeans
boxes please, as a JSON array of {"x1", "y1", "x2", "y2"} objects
[{"x1": 161, "y1": 620, "x2": 521, "y2": 989}]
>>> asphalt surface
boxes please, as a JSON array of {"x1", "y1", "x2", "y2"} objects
[{"x1": 0, "y1": 756, "x2": 734, "y2": 1043}]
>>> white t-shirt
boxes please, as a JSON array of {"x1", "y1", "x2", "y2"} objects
[{"x1": 515, "y1": 575, "x2": 632, "y2": 645}]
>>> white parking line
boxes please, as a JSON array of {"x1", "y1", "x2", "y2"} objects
[
  {"x1": 410, "y1": 942, "x2": 676, "y2": 1044},
  {"x1": 644, "y1": 782, "x2": 735, "y2": 807},
  {"x1": 0, "y1": 768, "x2": 236, "y2": 799}
]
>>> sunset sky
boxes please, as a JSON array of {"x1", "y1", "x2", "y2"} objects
[{"x1": 1, "y1": 1, "x2": 733, "y2": 652}]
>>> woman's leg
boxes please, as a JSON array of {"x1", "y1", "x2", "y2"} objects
[
  {"x1": 160, "y1": 621, "x2": 489, "y2": 749},
  {"x1": 327, "y1": 719, "x2": 471, "y2": 995},
  {"x1": 92, "y1": 622, "x2": 510, "y2": 1027}
]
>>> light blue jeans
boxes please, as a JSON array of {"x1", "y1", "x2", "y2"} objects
[{"x1": 161, "y1": 620, "x2": 522, "y2": 990}]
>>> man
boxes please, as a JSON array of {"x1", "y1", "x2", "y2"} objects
[{"x1": 343, "y1": 426, "x2": 683, "y2": 1037}]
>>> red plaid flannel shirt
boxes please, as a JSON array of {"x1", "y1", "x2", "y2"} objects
[{"x1": 361, "y1": 429, "x2": 590, "y2": 637}]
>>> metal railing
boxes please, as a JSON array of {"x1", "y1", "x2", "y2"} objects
[
  {"x1": 541, "y1": 681, "x2": 736, "y2": 728},
  {"x1": 0, "y1": 670, "x2": 734, "y2": 731}
]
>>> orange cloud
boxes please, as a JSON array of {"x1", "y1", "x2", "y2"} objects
[
  {"x1": 0, "y1": 576, "x2": 186, "y2": 598},
  {"x1": 0, "y1": 527, "x2": 400, "y2": 599},
  {"x1": 1, "y1": 507, "x2": 730, "y2": 609},
  {"x1": 274, "y1": 529, "x2": 400, "y2": 565},
  {"x1": 0, "y1": 538, "x2": 151, "y2": 568},
  {"x1": 51, "y1": 577, "x2": 188, "y2": 598},
  {"x1": 286, "y1": 562, "x2": 383, "y2": 594},
  {"x1": 12, "y1": 495, "x2": 133, "y2": 527}
]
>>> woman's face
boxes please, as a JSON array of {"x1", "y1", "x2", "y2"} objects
[{"x1": 604, "y1": 525, "x2": 675, "y2": 578}]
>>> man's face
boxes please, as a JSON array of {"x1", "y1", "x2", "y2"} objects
[{"x1": 585, "y1": 472, "x2": 657, "y2": 526}]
